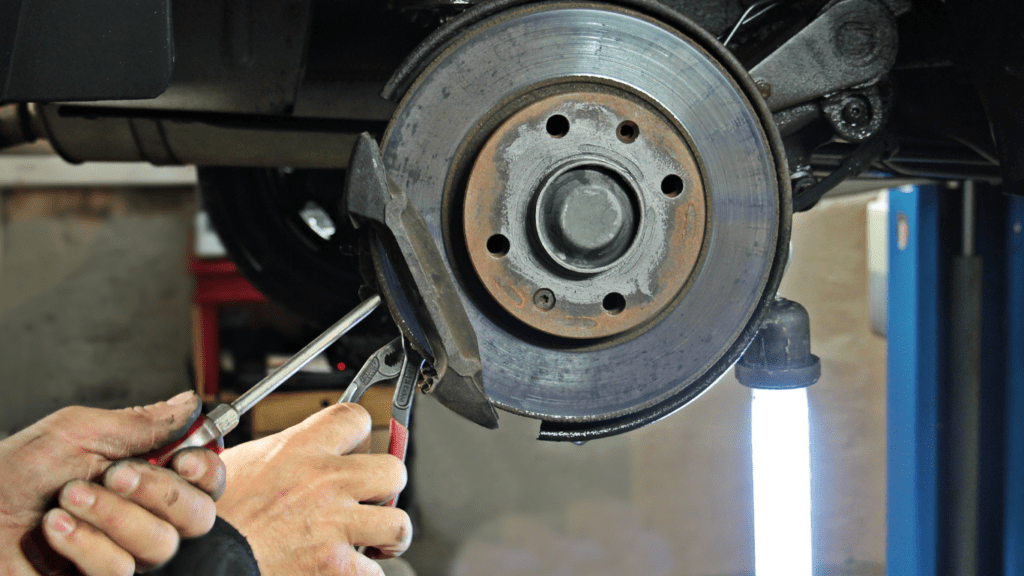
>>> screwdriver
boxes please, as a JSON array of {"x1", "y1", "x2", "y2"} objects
[{"x1": 146, "y1": 295, "x2": 382, "y2": 466}]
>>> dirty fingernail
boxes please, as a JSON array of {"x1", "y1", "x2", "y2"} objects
[
  {"x1": 167, "y1": 391, "x2": 195, "y2": 405},
  {"x1": 47, "y1": 509, "x2": 75, "y2": 535},
  {"x1": 108, "y1": 465, "x2": 141, "y2": 495},
  {"x1": 177, "y1": 452, "x2": 206, "y2": 481},
  {"x1": 64, "y1": 483, "x2": 96, "y2": 508}
]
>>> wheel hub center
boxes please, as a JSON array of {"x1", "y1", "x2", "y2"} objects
[
  {"x1": 536, "y1": 165, "x2": 638, "y2": 273},
  {"x1": 462, "y1": 88, "x2": 707, "y2": 339}
]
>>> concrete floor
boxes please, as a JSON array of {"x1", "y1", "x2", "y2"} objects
[{"x1": 0, "y1": 186, "x2": 887, "y2": 575}]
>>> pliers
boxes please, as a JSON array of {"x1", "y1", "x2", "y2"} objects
[{"x1": 339, "y1": 336, "x2": 423, "y2": 506}]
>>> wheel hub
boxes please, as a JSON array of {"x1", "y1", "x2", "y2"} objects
[
  {"x1": 464, "y1": 90, "x2": 705, "y2": 338},
  {"x1": 379, "y1": 2, "x2": 789, "y2": 436},
  {"x1": 544, "y1": 166, "x2": 630, "y2": 266},
  {"x1": 537, "y1": 165, "x2": 637, "y2": 272}
]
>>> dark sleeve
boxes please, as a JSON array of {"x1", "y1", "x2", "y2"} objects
[{"x1": 150, "y1": 517, "x2": 260, "y2": 576}]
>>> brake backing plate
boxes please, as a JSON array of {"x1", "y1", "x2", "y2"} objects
[{"x1": 379, "y1": 1, "x2": 790, "y2": 440}]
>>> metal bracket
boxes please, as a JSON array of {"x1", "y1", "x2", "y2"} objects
[
  {"x1": 749, "y1": 0, "x2": 898, "y2": 113},
  {"x1": 345, "y1": 132, "x2": 499, "y2": 429}
]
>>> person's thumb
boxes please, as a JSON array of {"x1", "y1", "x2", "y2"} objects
[{"x1": 74, "y1": 391, "x2": 202, "y2": 458}]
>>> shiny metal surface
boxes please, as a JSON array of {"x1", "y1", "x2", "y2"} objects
[
  {"x1": 382, "y1": 4, "x2": 783, "y2": 423},
  {"x1": 207, "y1": 403, "x2": 241, "y2": 436}
]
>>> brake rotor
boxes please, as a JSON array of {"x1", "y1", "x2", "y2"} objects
[{"x1": 380, "y1": 1, "x2": 789, "y2": 437}]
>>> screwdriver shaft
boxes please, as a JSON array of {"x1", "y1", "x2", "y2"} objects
[{"x1": 230, "y1": 295, "x2": 382, "y2": 418}]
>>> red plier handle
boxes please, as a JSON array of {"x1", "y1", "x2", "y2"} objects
[
  {"x1": 384, "y1": 343, "x2": 421, "y2": 506},
  {"x1": 143, "y1": 414, "x2": 225, "y2": 467},
  {"x1": 22, "y1": 410, "x2": 225, "y2": 574},
  {"x1": 339, "y1": 337, "x2": 423, "y2": 507}
]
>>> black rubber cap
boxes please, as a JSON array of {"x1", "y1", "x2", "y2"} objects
[{"x1": 736, "y1": 297, "x2": 821, "y2": 389}]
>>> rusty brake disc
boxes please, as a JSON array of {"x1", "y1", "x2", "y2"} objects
[{"x1": 379, "y1": 1, "x2": 790, "y2": 440}]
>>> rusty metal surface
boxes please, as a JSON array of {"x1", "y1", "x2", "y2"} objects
[
  {"x1": 381, "y1": 4, "x2": 784, "y2": 427},
  {"x1": 463, "y1": 91, "x2": 706, "y2": 339}
]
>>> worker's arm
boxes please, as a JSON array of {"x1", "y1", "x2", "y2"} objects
[
  {"x1": 212, "y1": 403, "x2": 411, "y2": 576},
  {"x1": 150, "y1": 404, "x2": 410, "y2": 576},
  {"x1": 2, "y1": 397, "x2": 409, "y2": 576},
  {"x1": 147, "y1": 516, "x2": 261, "y2": 575},
  {"x1": 149, "y1": 403, "x2": 410, "y2": 576},
  {"x1": 0, "y1": 392, "x2": 226, "y2": 575}
]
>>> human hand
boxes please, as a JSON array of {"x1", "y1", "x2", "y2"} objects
[
  {"x1": 216, "y1": 403, "x2": 411, "y2": 576},
  {"x1": 0, "y1": 392, "x2": 227, "y2": 575}
]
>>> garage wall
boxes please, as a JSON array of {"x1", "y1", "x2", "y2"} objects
[{"x1": 0, "y1": 188, "x2": 195, "y2": 434}]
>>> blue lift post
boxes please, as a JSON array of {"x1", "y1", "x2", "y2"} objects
[
  {"x1": 1005, "y1": 196, "x2": 1024, "y2": 576},
  {"x1": 887, "y1": 185, "x2": 941, "y2": 576},
  {"x1": 887, "y1": 186, "x2": 1024, "y2": 576}
]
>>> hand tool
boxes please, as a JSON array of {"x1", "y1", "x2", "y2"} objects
[
  {"x1": 22, "y1": 295, "x2": 382, "y2": 575},
  {"x1": 338, "y1": 336, "x2": 422, "y2": 507},
  {"x1": 337, "y1": 337, "x2": 404, "y2": 405},
  {"x1": 145, "y1": 294, "x2": 382, "y2": 466}
]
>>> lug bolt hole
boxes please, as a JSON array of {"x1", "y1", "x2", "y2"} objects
[
  {"x1": 486, "y1": 234, "x2": 510, "y2": 257},
  {"x1": 602, "y1": 292, "x2": 626, "y2": 315},
  {"x1": 616, "y1": 121, "x2": 639, "y2": 143},
  {"x1": 546, "y1": 115, "x2": 570, "y2": 138},
  {"x1": 661, "y1": 175, "x2": 684, "y2": 198},
  {"x1": 533, "y1": 288, "x2": 556, "y2": 310}
]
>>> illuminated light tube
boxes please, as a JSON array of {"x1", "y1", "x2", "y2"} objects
[
  {"x1": 751, "y1": 387, "x2": 812, "y2": 576},
  {"x1": 735, "y1": 298, "x2": 820, "y2": 576}
]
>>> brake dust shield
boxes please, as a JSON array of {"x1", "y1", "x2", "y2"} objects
[{"x1": 379, "y1": 1, "x2": 790, "y2": 440}]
